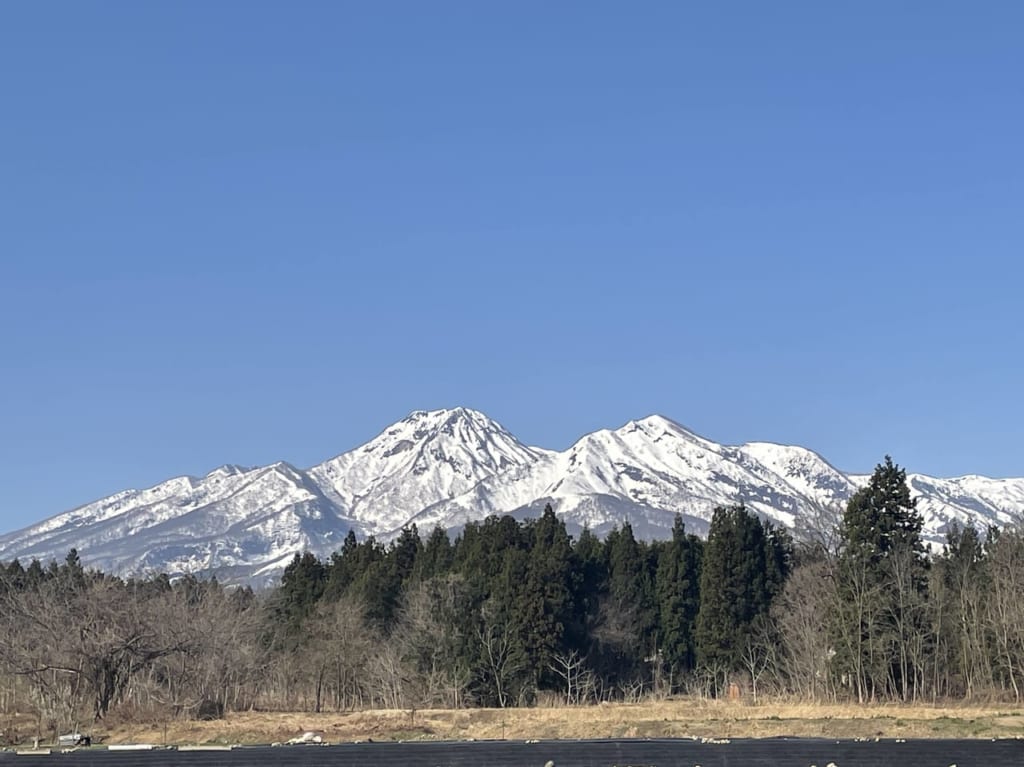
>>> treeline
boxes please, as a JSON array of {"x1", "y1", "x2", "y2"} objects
[
  {"x1": 2, "y1": 456, "x2": 1024, "y2": 738},
  {"x1": 270, "y1": 502, "x2": 789, "y2": 710}
]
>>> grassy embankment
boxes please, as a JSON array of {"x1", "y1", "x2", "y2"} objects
[{"x1": 77, "y1": 701, "x2": 1024, "y2": 745}]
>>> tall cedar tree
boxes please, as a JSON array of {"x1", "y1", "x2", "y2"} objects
[
  {"x1": 519, "y1": 505, "x2": 577, "y2": 688},
  {"x1": 323, "y1": 530, "x2": 359, "y2": 600},
  {"x1": 839, "y1": 456, "x2": 926, "y2": 568},
  {"x1": 573, "y1": 527, "x2": 607, "y2": 631},
  {"x1": 279, "y1": 551, "x2": 326, "y2": 622},
  {"x1": 695, "y1": 505, "x2": 789, "y2": 672},
  {"x1": 412, "y1": 525, "x2": 455, "y2": 582},
  {"x1": 274, "y1": 551, "x2": 327, "y2": 647},
  {"x1": 835, "y1": 456, "x2": 928, "y2": 701},
  {"x1": 481, "y1": 533, "x2": 532, "y2": 704},
  {"x1": 655, "y1": 515, "x2": 703, "y2": 677},
  {"x1": 604, "y1": 523, "x2": 658, "y2": 672}
]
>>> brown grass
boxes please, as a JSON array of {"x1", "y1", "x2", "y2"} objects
[{"x1": 80, "y1": 700, "x2": 1024, "y2": 746}]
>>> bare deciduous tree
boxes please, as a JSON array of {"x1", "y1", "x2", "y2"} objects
[
  {"x1": 772, "y1": 561, "x2": 837, "y2": 700},
  {"x1": 987, "y1": 531, "x2": 1024, "y2": 701},
  {"x1": 308, "y1": 596, "x2": 374, "y2": 711},
  {"x1": 390, "y1": 576, "x2": 471, "y2": 708},
  {"x1": 476, "y1": 598, "x2": 524, "y2": 709},
  {"x1": 548, "y1": 650, "x2": 595, "y2": 705}
]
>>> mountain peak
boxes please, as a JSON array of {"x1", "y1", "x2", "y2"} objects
[
  {"x1": 402, "y1": 406, "x2": 503, "y2": 429},
  {"x1": 623, "y1": 414, "x2": 688, "y2": 433},
  {"x1": 205, "y1": 464, "x2": 247, "y2": 479},
  {"x1": 403, "y1": 406, "x2": 483, "y2": 420},
  {"x1": 308, "y1": 407, "x2": 544, "y2": 534},
  {"x1": 615, "y1": 415, "x2": 715, "y2": 447}
]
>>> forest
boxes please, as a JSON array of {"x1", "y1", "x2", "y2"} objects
[{"x1": 2, "y1": 457, "x2": 1023, "y2": 737}]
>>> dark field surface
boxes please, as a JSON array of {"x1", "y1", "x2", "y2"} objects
[{"x1": 2, "y1": 738, "x2": 1021, "y2": 767}]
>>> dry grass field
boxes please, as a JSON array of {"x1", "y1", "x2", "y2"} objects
[{"x1": 79, "y1": 701, "x2": 1024, "y2": 746}]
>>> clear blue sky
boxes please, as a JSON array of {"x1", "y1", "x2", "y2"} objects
[{"x1": 2, "y1": 2, "x2": 1021, "y2": 531}]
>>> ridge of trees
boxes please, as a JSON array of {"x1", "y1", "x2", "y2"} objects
[{"x1": 2, "y1": 457, "x2": 1024, "y2": 739}]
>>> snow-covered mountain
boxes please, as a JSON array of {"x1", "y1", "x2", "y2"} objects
[
  {"x1": 308, "y1": 407, "x2": 551, "y2": 534},
  {"x1": 1, "y1": 408, "x2": 1021, "y2": 585}
]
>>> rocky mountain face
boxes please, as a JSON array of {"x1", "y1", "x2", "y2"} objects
[{"x1": 1, "y1": 408, "x2": 1021, "y2": 585}]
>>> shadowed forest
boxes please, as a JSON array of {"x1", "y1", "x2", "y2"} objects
[{"x1": 2, "y1": 458, "x2": 1023, "y2": 740}]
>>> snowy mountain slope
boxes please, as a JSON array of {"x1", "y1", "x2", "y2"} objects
[
  {"x1": 735, "y1": 442, "x2": 857, "y2": 513},
  {"x1": 906, "y1": 474, "x2": 1024, "y2": 534},
  {"x1": 406, "y1": 416, "x2": 859, "y2": 538},
  {"x1": 0, "y1": 407, "x2": 1021, "y2": 584},
  {"x1": 0, "y1": 462, "x2": 356, "y2": 584},
  {"x1": 308, "y1": 407, "x2": 549, "y2": 534}
]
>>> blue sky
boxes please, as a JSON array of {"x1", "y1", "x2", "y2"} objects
[{"x1": 2, "y1": 2, "x2": 1021, "y2": 531}]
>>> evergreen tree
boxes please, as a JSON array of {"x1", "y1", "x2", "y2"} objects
[
  {"x1": 694, "y1": 505, "x2": 779, "y2": 674},
  {"x1": 762, "y1": 523, "x2": 793, "y2": 601},
  {"x1": 655, "y1": 515, "x2": 703, "y2": 680},
  {"x1": 273, "y1": 552, "x2": 327, "y2": 647},
  {"x1": 571, "y1": 526, "x2": 609, "y2": 688},
  {"x1": 345, "y1": 537, "x2": 394, "y2": 630},
  {"x1": 473, "y1": 539, "x2": 531, "y2": 705},
  {"x1": 323, "y1": 530, "x2": 359, "y2": 600},
  {"x1": 2, "y1": 559, "x2": 26, "y2": 592},
  {"x1": 390, "y1": 524, "x2": 423, "y2": 584},
  {"x1": 597, "y1": 523, "x2": 657, "y2": 684},
  {"x1": 835, "y1": 456, "x2": 928, "y2": 701},
  {"x1": 359, "y1": 524, "x2": 423, "y2": 630},
  {"x1": 519, "y1": 505, "x2": 576, "y2": 689},
  {"x1": 454, "y1": 515, "x2": 527, "y2": 600},
  {"x1": 839, "y1": 455, "x2": 925, "y2": 569},
  {"x1": 573, "y1": 528, "x2": 606, "y2": 641},
  {"x1": 63, "y1": 548, "x2": 87, "y2": 592},
  {"x1": 24, "y1": 558, "x2": 45, "y2": 588},
  {"x1": 413, "y1": 525, "x2": 454, "y2": 582}
]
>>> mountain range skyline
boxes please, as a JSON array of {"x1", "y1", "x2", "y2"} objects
[
  {"x1": 7, "y1": 404, "x2": 1021, "y2": 535},
  {"x1": 2, "y1": 407, "x2": 1020, "y2": 586}
]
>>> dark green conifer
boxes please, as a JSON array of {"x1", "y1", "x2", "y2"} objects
[
  {"x1": 694, "y1": 505, "x2": 781, "y2": 672},
  {"x1": 656, "y1": 515, "x2": 703, "y2": 677}
]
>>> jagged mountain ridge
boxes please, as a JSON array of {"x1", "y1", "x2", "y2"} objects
[
  {"x1": 1, "y1": 408, "x2": 1021, "y2": 585},
  {"x1": 309, "y1": 408, "x2": 552, "y2": 534}
]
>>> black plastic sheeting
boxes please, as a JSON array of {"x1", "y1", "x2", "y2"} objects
[{"x1": 2, "y1": 738, "x2": 1021, "y2": 767}]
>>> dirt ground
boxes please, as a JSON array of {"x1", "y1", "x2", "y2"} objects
[{"x1": 68, "y1": 701, "x2": 1024, "y2": 746}]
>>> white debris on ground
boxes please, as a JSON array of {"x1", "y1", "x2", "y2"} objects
[{"x1": 284, "y1": 731, "x2": 323, "y2": 745}]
